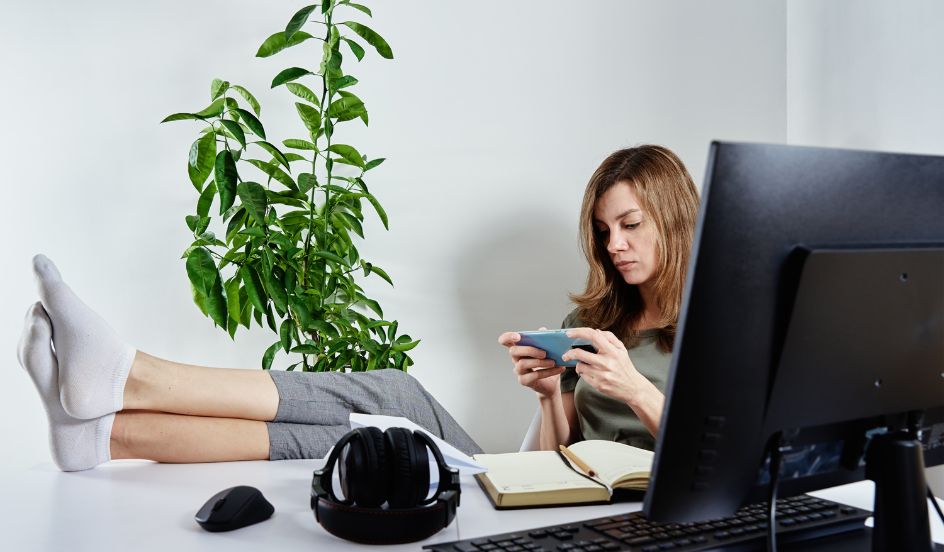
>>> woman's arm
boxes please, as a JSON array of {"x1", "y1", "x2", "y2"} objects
[{"x1": 538, "y1": 390, "x2": 580, "y2": 449}]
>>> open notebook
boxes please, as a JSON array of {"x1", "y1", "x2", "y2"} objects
[{"x1": 473, "y1": 440, "x2": 653, "y2": 509}]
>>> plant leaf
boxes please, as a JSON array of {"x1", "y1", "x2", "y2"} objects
[
  {"x1": 185, "y1": 247, "x2": 227, "y2": 327},
  {"x1": 291, "y1": 343, "x2": 321, "y2": 354},
  {"x1": 230, "y1": 85, "x2": 261, "y2": 116},
  {"x1": 327, "y1": 144, "x2": 364, "y2": 168},
  {"x1": 283, "y1": 138, "x2": 318, "y2": 150},
  {"x1": 313, "y1": 249, "x2": 347, "y2": 265},
  {"x1": 295, "y1": 102, "x2": 322, "y2": 132},
  {"x1": 286, "y1": 82, "x2": 321, "y2": 107},
  {"x1": 342, "y1": 37, "x2": 365, "y2": 61},
  {"x1": 240, "y1": 265, "x2": 267, "y2": 312},
  {"x1": 279, "y1": 318, "x2": 295, "y2": 352},
  {"x1": 262, "y1": 265, "x2": 289, "y2": 314},
  {"x1": 210, "y1": 78, "x2": 229, "y2": 100},
  {"x1": 262, "y1": 341, "x2": 280, "y2": 370},
  {"x1": 271, "y1": 67, "x2": 311, "y2": 88},
  {"x1": 237, "y1": 181, "x2": 268, "y2": 223},
  {"x1": 364, "y1": 192, "x2": 388, "y2": 229},
  {"x1": 392, "y1": 339, "x2": 420, "y2": 352},
  {"x1": 345, "y1": 2, "x2": 372, "y2": 17},
  {"x1": 197, "y1": 181, "x2": 216, "y2": 217},
  {"x1": 161, "y1": 112, "x2": 201, "y2": 123},
  {"x1": 369, "y1": 264, "x2": 393, "y2": 286},
  {"x1": 341, "y1": 22, "x2": 393, "y2": 59},
  {"x1": 187, "y1": 132, "x2": 217, "y2": 191},
  {"x1": 331, "y1": 75, "x2": 358, "y2": 89},
  {"x1": 285, "y1": 4, "x2": 319, "y2": 41},
  {"x1": 327, "y1": 94, "x2": 365, "y2": 121},
  {"x1": 219, "y1": 120, "x2": 246, "y2": 148},
  {"x1": 364, "y1": 157, "x2": 385, "y2": 171},
  {"x1": 256, "y1": 30, "x2": 314, "y2": 58},
  {"x1": 253, "y1": 141, "x2": 291, "y2": 171},
  {"x1": 214, "y1": 150, "x2": 238, "y2": 214},
  {"x1": 298, "y1": 172, "x2": 317, "y2": 193},
  {"x1": 194, "y1": 98, "x2": 227, "y2": 118},
  {"x1": 246, "y1": 159, "x2": 297, "y2": 190},
  {"x1": 225, "y1": 277, "x2": 241, "y2": 323},
  {"x1": 234, "y1": 108, "x2": 265, "y2": 139}
]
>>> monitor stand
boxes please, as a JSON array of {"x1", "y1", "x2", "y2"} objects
[{"x1": 866, "y1": 431, "x2": 933, "y2": 552}]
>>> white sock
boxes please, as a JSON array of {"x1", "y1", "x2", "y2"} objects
[
  {"x1": 32, "y1": 254, "x2": 136, "y2": 420},
  {"x1": 18, "y1": 302, "x2": 113, "y2": 472}
]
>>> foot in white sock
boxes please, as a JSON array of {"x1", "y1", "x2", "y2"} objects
[
  {"x1": 18, "y1": 302, "x2": 114, "y2": 472},
  {"x1": 32, "y1": 254, "x2": 136, "y2": 420}
]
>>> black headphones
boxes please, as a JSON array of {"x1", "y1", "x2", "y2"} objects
[{"x1": 310, "y1": 426, "x2": 461, "y2": 544}]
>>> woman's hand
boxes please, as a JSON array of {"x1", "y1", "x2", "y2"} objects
[
  {"x1": 498, "y1": 328, "x2": 566, "y2": 399},
  {"x1": 560, "y1": 327, "x2": 648, "y2": 406}
]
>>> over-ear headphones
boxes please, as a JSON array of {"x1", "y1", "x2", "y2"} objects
[{"x1": 310, "y1": 426, "x2": 461, "y2": 544}]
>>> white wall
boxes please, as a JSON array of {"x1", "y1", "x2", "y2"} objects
[
  {"x1": 0, "y1": 0, "x2": 788, "y2": 469},
  {"x1": 787, "y1": 0, "x2": 944, "y2": 497}
]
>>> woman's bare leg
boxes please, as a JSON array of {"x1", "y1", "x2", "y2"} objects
[
  {"x1": 110, "y1": 411, "x2": 270, "y2": 463},
  {"x1": 122, "y1": 352, "x2": 280, "y2": 422}
]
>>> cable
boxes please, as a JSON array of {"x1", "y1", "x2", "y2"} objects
[
  {"x1": 766, "y1": 434, "x2": 785, "y2": 552},
  {"x1": 929, "y1": 485, "x2": 944, "y2": 527}
]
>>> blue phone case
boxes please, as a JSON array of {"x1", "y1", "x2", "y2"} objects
[{"x1": 516, "y1": 330, "x2": 595, "y2": 367}]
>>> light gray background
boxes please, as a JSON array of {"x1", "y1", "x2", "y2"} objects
[{"x1": 0, "y1": 0, "x2": 940, "y2": 491}]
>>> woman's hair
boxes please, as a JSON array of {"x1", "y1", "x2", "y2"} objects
[{"x1": 569, "y1": 145, "x2": 700, "y2": 352}]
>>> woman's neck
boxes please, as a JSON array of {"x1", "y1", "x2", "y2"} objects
[{"x1": 635, "y1": 284, "x2": 662, "y2": 330}]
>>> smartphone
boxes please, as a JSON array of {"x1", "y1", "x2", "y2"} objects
[{"x1": 515, "y1": 329, "x2": 597, "y2": 368}]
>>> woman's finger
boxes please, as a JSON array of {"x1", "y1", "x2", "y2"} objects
[
  {"x1": 509, "y1": 345, "x2": 546, "y2": 361},
  {"x1": 562, "y1": 346, "x2": 599, "y2": 367},
  {"x1": 602, "y1": 330, "x2": 625, "y2": 350},
  {"x1": 566, "y1": 327, "x2": 614, "y2": 354},
  {"x1": 498, "y1": 331, "x2": 521, "y2": 347},
  {"x1": 514, "y1": 358, "x2": 556, "y2": 374}
]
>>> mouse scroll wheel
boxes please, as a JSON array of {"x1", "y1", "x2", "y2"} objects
[{"x1": 212, "y1": 498, "x2": 227, "y2": 512}]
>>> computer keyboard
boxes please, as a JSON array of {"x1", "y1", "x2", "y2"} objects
[{"x1": 424, "y1": 494, "x2": 871, "y2": 552}]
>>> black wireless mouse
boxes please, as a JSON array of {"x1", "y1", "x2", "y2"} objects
[{"x1": 195, "y1": 485, "x2": 274, "y2": 532}]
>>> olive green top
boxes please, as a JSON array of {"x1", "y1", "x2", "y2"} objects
[{"x1": 558, "y1": 310, "x2": 671, "y2": 451}]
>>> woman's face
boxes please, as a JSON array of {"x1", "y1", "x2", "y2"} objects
[{"x1": 593, "y1": 181, "x2": 659, "y2": 287}]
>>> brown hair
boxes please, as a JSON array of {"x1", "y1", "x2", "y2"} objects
[{"x1": 569, "y1": 145, "x2": 700, "y2": 352}]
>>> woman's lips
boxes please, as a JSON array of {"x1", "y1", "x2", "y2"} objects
[{"x1": 615, "y1": 260, "x2": 636, "y2": 269}]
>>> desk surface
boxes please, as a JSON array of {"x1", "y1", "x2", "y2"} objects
[{"x1": 2, "y1": 459, "x2": 942, "y2": 551}]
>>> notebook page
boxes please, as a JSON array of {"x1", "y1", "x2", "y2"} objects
[
  {"x1": 474, "y1": 451, "x2": 603, "y2": 494},
  {"x1": 570, "y1": 440, "x2": 654, "y2": 486}
]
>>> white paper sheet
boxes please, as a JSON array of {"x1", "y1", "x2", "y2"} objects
[{"x1": 349, "y1": 413, "x2": 488, "y2": 475}]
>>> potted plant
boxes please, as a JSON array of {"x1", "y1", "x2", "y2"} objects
[{"x1": 162, "y1": 0, "x2": 417, "y2": 373}]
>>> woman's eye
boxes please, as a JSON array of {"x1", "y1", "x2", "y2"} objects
[{"x1": 624, "y1": 223, "x2": 640, "y2": 230}]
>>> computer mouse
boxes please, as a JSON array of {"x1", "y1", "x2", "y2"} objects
[{"x1": 195, "y1": 485, "x2": 274, "y2": 532}]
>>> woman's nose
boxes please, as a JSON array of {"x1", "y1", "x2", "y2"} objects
[{"x1": 607, "y1": 234, "x2": 628, "y2": 252}]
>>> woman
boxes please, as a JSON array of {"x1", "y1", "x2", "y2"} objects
[
  {"x1": 17, "y1": 144, "x2": 698, "y2": 471},
  {"x1": 499, "y1": 144, "x2": 699, "y2": 452}
]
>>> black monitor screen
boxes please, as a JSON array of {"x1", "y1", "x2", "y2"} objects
[{"x1": 644, "y1": 142, "x2": 944, "y2": 522}]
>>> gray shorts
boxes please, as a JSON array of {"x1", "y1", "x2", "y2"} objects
[{"x1": 266, "y1": 369, "x2": 482, "y2": 460}]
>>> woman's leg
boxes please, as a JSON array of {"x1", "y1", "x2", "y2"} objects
[
  {"x1": 32, "y1": 254, "x2": 279, "y2": 421},
  {"x1": 270, "y1": 369, "x2": 483, "y2": 455},
  {"x1": 111, "y1": 411, "x2": 269, "y2": 463},
  {"x1": 122, "y1": 352, "x2": 279, "y2": 421}
]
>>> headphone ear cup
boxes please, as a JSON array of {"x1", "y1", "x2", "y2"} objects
[
  {"x1": 385, "y1": 428, "x2": 429, "y2": 508},
  {"x1": 342, "y1": 427, "x2": 388, "y2": 508}
]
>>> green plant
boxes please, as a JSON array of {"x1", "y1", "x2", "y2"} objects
[{"x1": 161, "y1": 0, "x2": 417, "y2": 372}]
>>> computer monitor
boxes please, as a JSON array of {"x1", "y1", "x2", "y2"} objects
[{"x1": 644, "y1": 143, "x2": 944, "y2": 539}]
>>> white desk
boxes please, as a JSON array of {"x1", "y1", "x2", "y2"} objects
[{"x1": 2, "y1": 459, "x2": 942, "y2": 551}]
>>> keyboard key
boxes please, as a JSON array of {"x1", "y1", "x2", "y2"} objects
[
  {"x1": 529, "y1": 530, "x2": 548, "y2": 539},
  {"x1": 453, "y1": 544, "x2": 478, "y2": 552}
]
